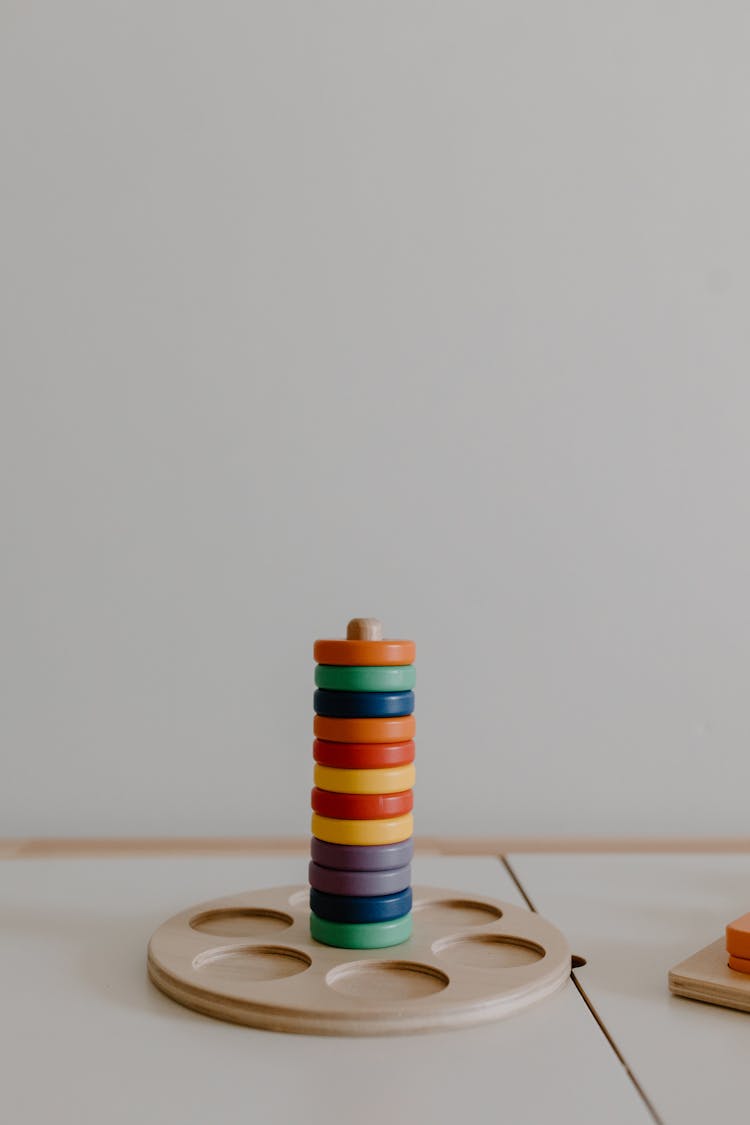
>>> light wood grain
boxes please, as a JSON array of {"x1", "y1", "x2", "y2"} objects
[
  {"x1": 147, "y1": 883, "x2": 571, "y2": 1035},
  {"x1": 346, "y1": 617, "x2": 383, "y2": 640},
  {"x1": 669, "y1": 937, "x2": 750, "y2": 1014}
]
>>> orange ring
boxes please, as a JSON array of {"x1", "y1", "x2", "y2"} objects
[
  {"x1": 726, "y1": 913, "x2": 750, "y2": 959},
  {"x1": 313, "y1": 639, "x2": 415, "y2": 666},
  {"x1": 313, "y1": 714, "x2": 416, "y2": 744},
  {"x1": 728, "y1": 953, "x2": 750, "y2": 975}
]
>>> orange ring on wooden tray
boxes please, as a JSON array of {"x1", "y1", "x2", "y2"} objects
[
  {"x1": 726, "y1": 913, "x2": 750, "y2": 959},
  {"x1": 728, "y1": 953, "x2": 750, "y2": 975},
  {"x1": 313, "y1": 714, "x2": 415, "y2": 744},
  {"x1": 314, "y1": 762, "x2": 416, "y2": 795},
  {"x1": 313, "y1": 739, "x2": 415, "y2": 769},
  {"x1": 311, "y1": 788, "x2": 413, "y2": 820},
  {"x1": 313, "y1": 639, "x2": 415, "y2": 666}
]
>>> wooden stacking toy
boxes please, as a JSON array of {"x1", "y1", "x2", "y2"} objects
[
  {"x1": 146, "y1": 616, "x2": 573, "y2": 1034},
  {"x1": 310, "y1": 618, "x2": 416, "y2": 949}
]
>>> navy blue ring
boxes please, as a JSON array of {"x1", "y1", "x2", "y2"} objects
[
  {"x1": 313, "y1": 689, "x2": 414, "y2": 718},
  {"x1": 309, "y1": 887, "x2": 413, "y2": 924}
]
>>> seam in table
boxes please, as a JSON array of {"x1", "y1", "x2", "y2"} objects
[{"x1": 499, "y1": 855, "x2": 665, "y2": 1125}]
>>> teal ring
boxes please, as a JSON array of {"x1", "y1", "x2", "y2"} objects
[
  {"x1": 310, "y1": 911, "x2": 413, "y2": 949},
  {"x1": 315, "y1": 665, "x2": 415, "y2": 692}
]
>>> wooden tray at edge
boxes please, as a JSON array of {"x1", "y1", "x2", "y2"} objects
[{"x1": 669, "y1": 937, "x2": 750, "y2": 1014}]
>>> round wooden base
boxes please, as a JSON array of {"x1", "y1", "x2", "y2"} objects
[{"x1": 147, "y1": 884, "x2": 571, "y2": 1036}]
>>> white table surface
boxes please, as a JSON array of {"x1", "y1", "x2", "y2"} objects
[
  {"x1": 1, "y1": 852, "x2": 650, "y2": 1125},
  {"x1": 509, "y1": 853, "x2": 750, "y2": 1125}
]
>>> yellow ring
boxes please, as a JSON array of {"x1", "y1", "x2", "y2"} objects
[
  {"x1": 311, "y1": 812, "x2": 413, "y2": 846},
  {"x1": 313, "y1": 763, "x2": 416, "y2": 795}
]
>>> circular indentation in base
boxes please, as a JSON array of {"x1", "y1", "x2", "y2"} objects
[
  {"x1": 193, "y1": 945, "x2": 311, "y2": 980},
  {"x1": 327, "y1": 960, "x2": 448, "y2": 1001},
  {"x1": 189, "y1": 908, "x2": 293, "y2": 938},
  {"x1": 413, "y1": 899, "x2": 503, "y2": 928},
  {"x1": 434, "y1": 934, "x2": 544, "y2": 969}
]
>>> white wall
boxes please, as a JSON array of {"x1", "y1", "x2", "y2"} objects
[{"x1": 2, "y1": 2, "x2": 749, "y2": 837}]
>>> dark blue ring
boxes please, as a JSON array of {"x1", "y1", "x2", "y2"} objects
[
  {"x1": 309, "y1": 886, "x2": 412, "y2": 924},
  {"x1": 313, "y1": 689, "x2": 414, "y2": 718}
]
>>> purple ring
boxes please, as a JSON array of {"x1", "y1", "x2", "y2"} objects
[
  {"x1": 309, "y1": 861, "x2": 411, "y2": 897},
  {"x1": 310, "y1": 837, "x2": 414, "y2": 872}
]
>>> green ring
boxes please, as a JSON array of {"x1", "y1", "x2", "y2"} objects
[
  {"x1": 315, "y1": 664, "x2": 416, "y2": 692},
  {"x1": 310, "y1": 911, "x2": 413, "y2": 949}
]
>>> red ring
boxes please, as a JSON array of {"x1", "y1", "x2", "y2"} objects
[
  {"x1": 311, "y1": 787, "x2": 414, "y2": 820},
  {"x1": 313, "y1": 739, "x2": 415, "y2": 769}
]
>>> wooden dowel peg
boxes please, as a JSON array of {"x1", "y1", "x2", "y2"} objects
[{"x1": 346, "y1": 618, "x2": 383, "y2": 641}]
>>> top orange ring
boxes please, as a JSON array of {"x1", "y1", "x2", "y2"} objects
[{"x1": 313, "y1": 639, "x2": 416, "y2": 666}]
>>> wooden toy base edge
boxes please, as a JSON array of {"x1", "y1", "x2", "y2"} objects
[
  {"x1": 147, "y1": 955, "x2": 570, "y2": 1036},
  {"x1": 669, "y1": 937, "x2": 750, "y2": 1014},
  {"x1": 147, "y1": 884, "x2": 572, "y2": 1036}
]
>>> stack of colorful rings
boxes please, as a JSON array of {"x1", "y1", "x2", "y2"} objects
[{"x1": 309, "y1": 618, "x2": 416, "y2": 949}]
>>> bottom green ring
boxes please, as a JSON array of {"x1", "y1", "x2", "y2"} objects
[{"x1": 310, "y1": 911, "x2": 413, "y2": 949}]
